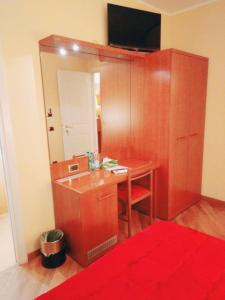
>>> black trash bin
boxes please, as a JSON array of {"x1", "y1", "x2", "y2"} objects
[{"x1": 40, "y1": 229, "x2": 66, "y2": 268}]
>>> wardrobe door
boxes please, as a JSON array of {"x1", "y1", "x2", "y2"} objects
[
  {"x1": 188, "y1": 58, "x2": 208, "y2": 136},
  {"x1": 187, "y1": 133, "x2": 203, "y2": 205},
  {"x1": 169, "y1": 137, "x2": 188, "y2": 218},
  {"x1": 169, "y1": 53, "x2": 192, "y2": 218},
  {"x1": 170, "y1": 53, "x2": 191, "y2": 139},
  {"x1": 169, "y1": 53, "x2": 208, "y2": 218},
  {"x1": 187, "y1": 57, "x2": 208, "y2": 204}
]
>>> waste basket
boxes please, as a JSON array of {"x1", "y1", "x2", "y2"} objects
[{"x1": 40, "y1": 229, "x2": 66, "y2": 268}]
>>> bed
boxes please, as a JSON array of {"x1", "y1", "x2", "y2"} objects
[{"x1": 36, "y1": 222, "x2": 225, "y2": 300}]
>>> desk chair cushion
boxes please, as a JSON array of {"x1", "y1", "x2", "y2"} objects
[{"x1": 118, "y1": 184, "x2": 150, "y2": 203}]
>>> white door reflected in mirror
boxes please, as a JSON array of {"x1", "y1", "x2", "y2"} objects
[{"x1": 57, "y1": 70, "x2": 98, "y2": 160}]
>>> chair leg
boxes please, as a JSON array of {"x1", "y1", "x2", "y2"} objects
[
  {"x1": 128, "y1": 204, "x2": 132, "y2": 237},
  {"x1": 149, "y1": 198, "x2": 153, "y2": 225},
  {"x1": 149, "y1": 172, "x2": 154, "y2": 225}
]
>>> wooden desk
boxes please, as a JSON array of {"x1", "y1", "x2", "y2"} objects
[
  {"x1": 56, "y1": 169, "x2": 127, "y2": 195},
  {"x1": 52, "y1": 158, "x2": 158, "y2": 266}
]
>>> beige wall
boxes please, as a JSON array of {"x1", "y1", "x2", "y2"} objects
[
  {"x1": 0, "y1": 0, "x2": 166, "y2": 253},
  {"x1": 0, "y1": 183, "x2": 7, "y2": 215},
  {"x1": 163, "y1": 0, "x2": 225, "y2": 201},
  {"x1": 0, "y1": 151, "x2": 8, "y2": 215}
]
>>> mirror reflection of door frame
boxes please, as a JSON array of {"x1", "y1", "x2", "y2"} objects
[{"x1": 0, "y1": 48, "x2": 27, "y2": 265}]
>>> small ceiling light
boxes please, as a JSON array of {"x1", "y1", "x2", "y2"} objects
[
  {"x1": 59, "y1": 47, "x2": 67, "y2": 56},
  {"x1": 72, "y1": 44, "x2": 80, "y2": 52}
]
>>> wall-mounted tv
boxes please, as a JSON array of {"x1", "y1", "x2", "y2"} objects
[{"x1": 108, "y1": 4, "x2": 161, "y2": 52}]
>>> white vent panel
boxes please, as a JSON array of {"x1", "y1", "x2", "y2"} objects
[{"x1": 87, "y1": 235, "x2": 117, "y2": 260}]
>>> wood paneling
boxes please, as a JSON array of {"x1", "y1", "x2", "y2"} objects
[
  {"x1": 39, "y1": 35, "x2": 146, "y2": 60},
  {"x1": 130, "y1": 58, "x2": 146, "y2": 158},
  {"x1": 188, "y1": 58, "x2": 208, "y2": 136},
  {"x1": 169, "y1": 137, "x2": 189, "y2": 216},
  {"x1": 186, "y1": 134, "x2": 203, "y2": 205},
  {"x1": 130, "y1": 51, "x2": 172, "y2": 219},
  {"x1": 101, "y1": 59, "x2": 131, "y2": 160}
]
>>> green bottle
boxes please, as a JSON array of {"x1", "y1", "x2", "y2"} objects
[{"x1": 87, "y1": 152, "x2": 95, "y2": 171}]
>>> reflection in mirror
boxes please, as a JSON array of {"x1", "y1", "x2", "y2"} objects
[
  {"x1": 40, "y1": 45, "x2": 131, "y2": 164},
  {"x1": 40, "y1": 51, "x2": 102, "y2": 163}
]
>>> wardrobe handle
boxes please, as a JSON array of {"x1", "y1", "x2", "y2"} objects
[
  {"x1": 177, "y1": 136, "x2": 186, "y2": 140},
  {"x1": 189, "y1": 133, "x2": 198, "y2": 137}
]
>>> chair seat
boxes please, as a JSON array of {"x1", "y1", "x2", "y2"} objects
[{"x1": 118, "y1": 184, "x2": 151, "y2": 203}]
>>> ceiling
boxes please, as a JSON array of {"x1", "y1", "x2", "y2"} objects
[{"x1": 139, "y1": 0, "x2": 217, "y2": 15}]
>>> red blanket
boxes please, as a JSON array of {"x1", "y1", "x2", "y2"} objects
[{"x1": 36, "y1": 222, "x2": 225, "y2": 300}]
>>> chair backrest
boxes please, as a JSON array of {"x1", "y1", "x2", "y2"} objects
[
  {"x1": 127, "y1": 162, "x2": 153, "y2": 204},
  {"x1": 128, "y1": 163, "x2": 153, "y2": 181}
]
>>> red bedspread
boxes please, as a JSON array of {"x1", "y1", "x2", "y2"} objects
[{"x1": 36, "y1": 222, "x2": 225, "y2": 300}]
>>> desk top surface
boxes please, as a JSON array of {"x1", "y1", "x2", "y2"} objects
[{"x1": 54, "y1": 159, "x2": 158, "y2": 195}]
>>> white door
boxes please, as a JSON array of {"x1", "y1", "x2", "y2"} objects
[{"x1": 57, "y1": 70, "x2": 97, "y2": 159}]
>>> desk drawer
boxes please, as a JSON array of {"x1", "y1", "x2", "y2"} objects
[{"x1": 97, "y1": 184, "x2": 117, "y2": 199}]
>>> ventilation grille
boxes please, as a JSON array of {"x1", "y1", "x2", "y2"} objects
[{"x1": 87, "y1": 235, "x2": 117, "y2": 260}]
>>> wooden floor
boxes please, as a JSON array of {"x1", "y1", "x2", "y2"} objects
[{"x1": 0, "y1": 198, "x2": 224, "y2": 300}]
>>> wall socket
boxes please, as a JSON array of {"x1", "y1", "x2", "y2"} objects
[{"x1": 68, "y1": 163, "x2": 79, "y2": 173}]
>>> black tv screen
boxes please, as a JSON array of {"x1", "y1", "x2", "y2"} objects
[{"x1": 108, "y1": 4, "x2": 161, "y2": 52}]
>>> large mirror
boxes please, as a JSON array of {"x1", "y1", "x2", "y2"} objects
[
  {"x1": 40, "y1": 51, "x2": 102, "y2": 163},
  {"x1": 40, "y1": 41, "x2": 131, "y2": 163}
]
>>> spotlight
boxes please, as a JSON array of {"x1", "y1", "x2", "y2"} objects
[
  {"x1": 72, "y1": 44, "x2": 80, "y2": 52},
  {"x1": 59, "y1": 48, "x2": 67, "y2": 56}
]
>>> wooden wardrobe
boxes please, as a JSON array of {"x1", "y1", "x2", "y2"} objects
[{"x1": 131, "y1": 49, "x2": 208, "y2": 219}]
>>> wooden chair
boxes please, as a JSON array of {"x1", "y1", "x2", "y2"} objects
[{"x1": 118, "y1": 163, "x2": 154, "y2": 237}]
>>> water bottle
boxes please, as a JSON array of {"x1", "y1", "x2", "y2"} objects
[{"x1": 87, "y1": 152, "x2": 95, "y2": 171}]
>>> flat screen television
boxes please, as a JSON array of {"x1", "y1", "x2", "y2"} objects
[{"x1": 108, "y1": 4, "x2": 161, "y2": 52}]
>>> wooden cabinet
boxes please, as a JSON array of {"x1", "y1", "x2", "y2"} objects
[
  {"x1": 131, "y1": 49, "x2": 208, "y2": 220},
  {"x1": 53, "y1": 181, "x2": 118, "y2": 266},
  {"x1": 168, "y1": 51, "x2": 208, "y2": 219}
]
